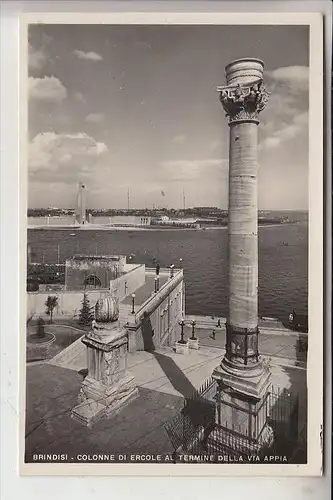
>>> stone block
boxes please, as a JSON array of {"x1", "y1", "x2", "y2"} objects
[
  {"x1": 71, "y1": 400, "x2": 106, "y2": 427},
  {"x1": 71, "y1": 371, "x2": 139, "y2": 427},
  {"x1": 175, "y1": 341, "x2": 189, "y2": 355},
  {"x1": 188, "y1": 338, "x2": 199, "y2": 350}
]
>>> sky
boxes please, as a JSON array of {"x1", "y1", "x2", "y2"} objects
[{"x1": 28, "y1": 24, "x2": 309, "y2": 210}]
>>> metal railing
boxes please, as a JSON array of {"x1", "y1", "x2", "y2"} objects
[{"x1": 164, "y1": 382, "x2": 302, "y2": 462}]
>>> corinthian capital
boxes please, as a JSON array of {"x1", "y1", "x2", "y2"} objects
[{"x1": 217, "y1": 79, "x2": 269, "y2": 124}]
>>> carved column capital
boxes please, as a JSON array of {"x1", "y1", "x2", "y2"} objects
[{"x1": 217, "y1": 79, "x2": 269, "y2": 124}]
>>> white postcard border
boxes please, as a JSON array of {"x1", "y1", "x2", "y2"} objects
[{"x1": 18, "y1": 10, "x2": 323, "y2": 477}]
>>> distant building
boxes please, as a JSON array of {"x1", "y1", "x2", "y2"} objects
[
  {"x1": 151, "y1": 216, "x2": 198, "y2": 228},
  {"x1": 92, "y1": 215, "x2": 151, "y2": 226},
  {"x1": 151, "y1": 215, "x2": 170, "y2": 224},
  {"x1": 65, "y1": 255, "x2": 126, "y2": 290}
]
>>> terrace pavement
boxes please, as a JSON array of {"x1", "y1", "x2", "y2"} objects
[{"x1": 25, "y1": 334, "x2": 307, "y2": 462}]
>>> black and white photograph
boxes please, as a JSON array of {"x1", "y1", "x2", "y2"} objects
[{"x1": 20, "y1": 12, "x2": 323, "y2": 475}]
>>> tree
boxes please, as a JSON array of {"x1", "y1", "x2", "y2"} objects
[
  {"x1": 45, "y1": 295, "x2": 58, "y2": 323},
  {"x1": 78, "y1": 292, "x2": 94, "y2": 325},
  {"x1": 36, "y1": 317, "x2": 45, "y2": 338}
]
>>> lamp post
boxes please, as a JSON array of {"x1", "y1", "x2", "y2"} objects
[
  {"x1": 170, "y1": 264, "x2": 175, "y2": 278},
  {"x1": 179, "y1": 319, "x2": 186, "y2": 344},
  {"x1": 154, "y1": 277, "x2": 157, "y2": 293},
  {"x1": 131, "y1": 293, "x2": 135, "y2": 314},
  {"x1": 179, "y1": 258, "x2": 183, "y2": 269},
  {"x1": 190, "y1": 320, "x2": 197, "y2": 340}
]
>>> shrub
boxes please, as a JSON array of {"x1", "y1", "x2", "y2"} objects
[
  {"x1": 36, "y1": 317, "x2": 45, "y2": 338},
  {"x1": 78, "y1": 292, "x2": 94, "y2": 325}
]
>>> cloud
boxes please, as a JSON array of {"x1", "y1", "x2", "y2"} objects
[
  {"x1": 29, "y1": 76, "x2": 67, "y2": 102},
  {"x1": 85, "y1": 113, "x2": 105, "y2": 123},
  {"x1": 260, "y1": 111, "x2": 308, "y2": 151},
  {"x1": 28, "y1": 33, "x2": 53, "y2": 71},
  {"x1": 259, "y1": 65, "x2": 309, "y2": 151},
  {"x1": 28, "y1": 44, "x2": 46, "y2": 70},
  {"x1": 29, "y1": 132, "x2": 108, "y2": 183},
  {"x1": 267, "y1": 66, "x2": 309, "y2": 91},
  {"x1": 160, "y1": 158, "x2": 228, "y2": 181},
  {"x1": 73, "y1": 49, "x2": 103, "y2": 61}
]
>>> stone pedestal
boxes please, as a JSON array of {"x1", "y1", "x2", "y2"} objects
[
  {"x1": 207, "y1": 58, "x2": 273, "y2": 453},
  {"x1": 207, "y1": 358, "x2": 274, "y2": 454},
  {"x1": 188, "y1": 338, "x2": 199, "y2": 350},
  {"x1": 71, "y1": 322, "x2": 139, "y2": 427},
  {"x1": 175, "y1": 341, "x2": 189, "y2": 355}
]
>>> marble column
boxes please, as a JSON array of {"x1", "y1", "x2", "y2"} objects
[{"x1": 209, "y1": 59, "x2": 273, "y2": 450}]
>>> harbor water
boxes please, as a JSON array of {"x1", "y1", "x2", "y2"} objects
[{"x1": 27, "y1": 223, "x2": 308, "y2": 322}]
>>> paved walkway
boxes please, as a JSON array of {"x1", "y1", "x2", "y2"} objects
[
  {"x1": 25, "y1": 320, "x2": 308, "y2": 463},
  {"x1": 25, "y1": 345, "x2": 306, "y2": 462},
  {"x1": 182, "y1": 326, "x2": 307, "y2": 365}
]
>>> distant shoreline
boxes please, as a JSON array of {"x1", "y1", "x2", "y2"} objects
[{"x1": 27, "y1": 222, "x2": 303, "y2": 232}]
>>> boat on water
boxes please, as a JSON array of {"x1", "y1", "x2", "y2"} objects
[{"x1": 70, "y1": 233, "x2": 76, "y2": 236}]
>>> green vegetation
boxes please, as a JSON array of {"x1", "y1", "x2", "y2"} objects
[
  {"x1": 78, "y1": 292, "x2": 94, "y2": 325},
  {"x1": 45, "y1": 295, "x2": 58, "y2": 323}
]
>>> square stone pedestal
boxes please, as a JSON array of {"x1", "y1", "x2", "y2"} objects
[
  {"x1": 71, "y1": 324, "x2": 139, "y2": 427},
  {"x1": 206, "y1": 360, "x2": 274, "y2": 454},
  {"x1": 175, "y1": 341, "x2": 189, "y2": 355},
  {"x1": 188, "y1": 338, "x2": 199, "y2": 350}
]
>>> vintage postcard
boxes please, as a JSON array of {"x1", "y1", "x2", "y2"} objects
[{"x1": 20, "y1": 11, "x2": 324, "y2": 476}]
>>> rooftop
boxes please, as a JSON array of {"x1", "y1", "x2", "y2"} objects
[{"x1": 25, "y1": 338, "x2": 307, "y2": 463}]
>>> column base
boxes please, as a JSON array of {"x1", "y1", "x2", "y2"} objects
[
  {"x1": 71, "y1": 371, "x2": 139, "y2": 427},
  {"x1": 208, "y1": 355, "x2": 273, "y2": 453},
  {"x1": 213, "y1": 356, "x2": 271, "y2": 399}
]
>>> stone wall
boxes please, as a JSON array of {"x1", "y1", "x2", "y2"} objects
[
  {"x1": 127, "y1": 275, "x2": 184, "y2": 352},
  {"x1": 27, "y1": 289, "x2": 109, "y2": 319},
  {"x1": 110, "y1": 264, "x2": 146, "y2": 301}
]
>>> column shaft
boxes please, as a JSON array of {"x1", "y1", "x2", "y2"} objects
[{"x1": 228, "y1": 121, "x2": 258, "y2": 332}]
